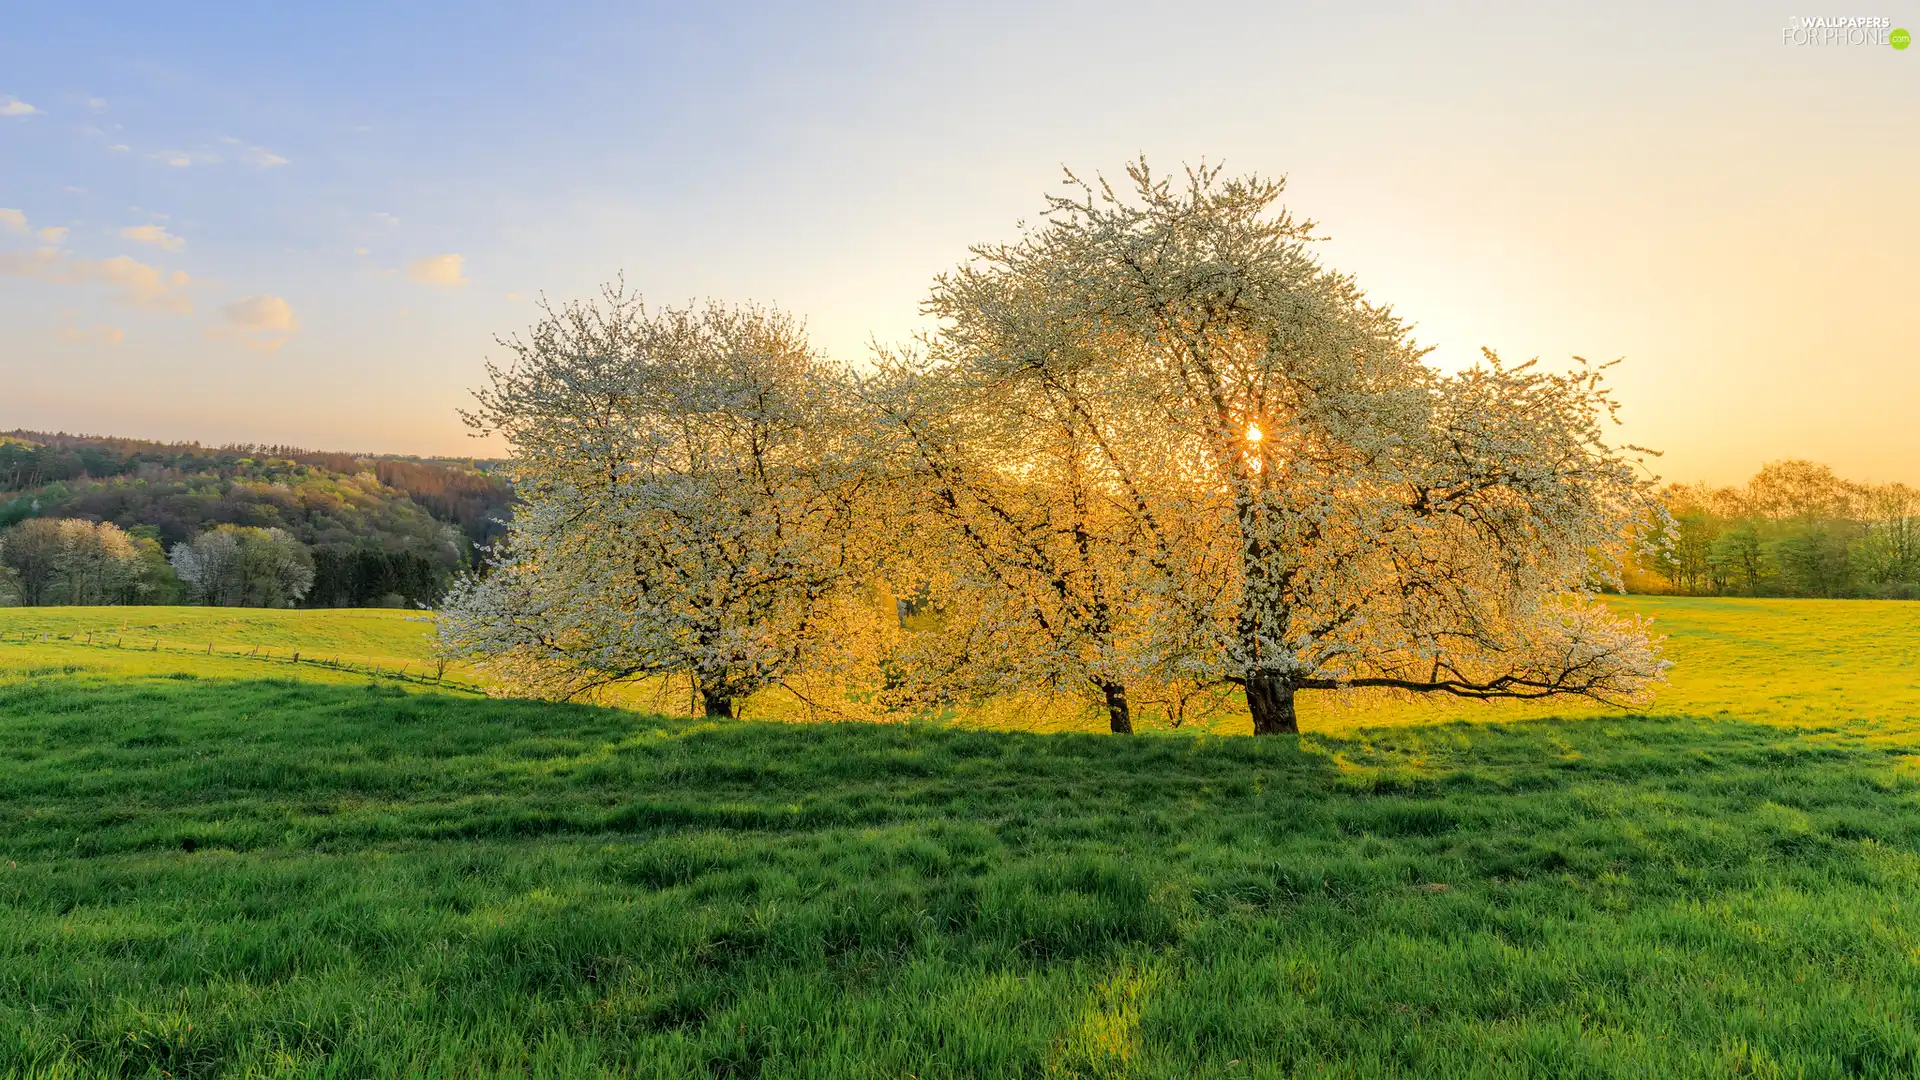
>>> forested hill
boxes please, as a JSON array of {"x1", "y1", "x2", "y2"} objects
[{"x1": 0, "y1": 430, "x2": 513, "y2": 604}]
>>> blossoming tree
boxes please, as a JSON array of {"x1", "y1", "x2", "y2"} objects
[
  {"x1": 932, "y1": 160, "x2": 1667, "y2": 734},
  {"x1": 439, "y1": 286, "x2": 890, "y2": 717},
  {"x1": 865, "y1": 344, "x2": 1183, "y2": 734}
]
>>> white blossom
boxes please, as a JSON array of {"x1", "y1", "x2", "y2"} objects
[
  {"x1": 915, "y1": 159, "x2": 1668, "y2": 733},
  {"x1": 438, "y1": 285, "x2": 893, "y2": 717}
]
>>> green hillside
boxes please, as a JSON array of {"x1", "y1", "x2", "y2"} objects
[{"x1": 0, "y1": 430, "x2": 513, "y2": 608}]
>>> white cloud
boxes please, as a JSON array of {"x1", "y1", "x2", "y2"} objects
[
  {"x1": 406, "y1": 253, "x2": 468, "y2": 286},
  {"x1": 0, "y1": 209, "x2": 67, "y2": 243},
  {"x1": 119, "y1": 224, "x2": 185, "y2": 252},
  {"x1": 223, "y1": 294, "x2": 297, "y2": 332},
  {"x1": 63, "y1": 185, "x2": 86, "y2": 194},
  {"x1": 79, "y1": 255, "x2": 196, "y2": 312},
  {"x1": 1, "y1": 98, "x2": 40, "y2": 117},
  {"x1": 505, "y1": 292, "x2": 527, "y2": 301},
  {"x1": 373, "y1": 212, "x2": 400, "y2": 227},
  {"x1": 243, "y1": 146, "x2": 289, "y2": 167},
  {"x1": 60, "y1": 324, "x2": 125, "y2": 346},
  {"x1": 107, "y1": 144, "x2": 130, "y2": 153},
  {"x1": 152, "y1": 148, "x2": 227, "y2": 167},
  {"x1": 85, "y1": 97, "x2": 106, "y2": 112},
  {"x1": 0, "y1": 246, "x2": 196, "y2": 313},
  {"x1": 0, "y1": 247, "x2": 61, "y2": 276},
  {"x1": 212, "y1": 293, "x2": 299, "y2": 351},
  {"x1": 353, "y1": 246, "x2": 370, "y2": 256}
]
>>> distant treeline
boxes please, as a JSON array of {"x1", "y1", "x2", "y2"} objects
[
  {"x1": 1630, "y1": 460, "x2": 1920, "y2": 598},
  {"x1": 0, "y1": 430, "x2": 515, "y2": 608}
]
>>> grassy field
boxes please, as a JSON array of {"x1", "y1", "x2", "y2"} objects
[
  {"x1": 2, "y1": 598, "x2": 1920, "y2": 1077},
  {"x1": 6, "y1": 597, "x2": 1918, "y2": 733},
  {"x1": 0, "y1": 606, "x2": 445, "y2": 675}
]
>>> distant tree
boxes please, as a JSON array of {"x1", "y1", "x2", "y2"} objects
[
  {"x1": 0, "y1": 518, "x2": 65, "y2": 605},
  {"x1": 1632, "y1": 464, "x2": 1920, "y2": 599},
  {"x1": 1770, "y1": 522, "x2": 1858, "y2": 598},
  {"x1": 1748, "y1": 460, "x2": 1854, "y2": 523},
  {"x1": 170, "y1": 525, "x2": 314, "y2": 607},
  {"x1": 169, "y1": 530, "x2": 241, "y2": 605},
  {"x1": 127, "y1": 533, "x2": 185, "y2": 604},
  {"x1": 1709, "y1": 524, "x2": 1768, "y2": 593},
  {"x1": 1651, "y1": 510, "x2": 1721, "y2": 594},
  {"x1": 235, "y1": 528, "x2": 317, "y2": 607},
  {"x1": 0, "y1": 518, "x2": 152, "y2": 604},
  {"x1": 439, "y1": 287, "x2": 891, "y2": 717},
  {"x1": 307, "y1": 547, "x2": 445, "y2": 608},
  {"x1": 50, "y1": 520, "x2": 139, "y2": 604},
  {"x1": 1856, "y1": 483, "x2": 1920, "y2": 588}
]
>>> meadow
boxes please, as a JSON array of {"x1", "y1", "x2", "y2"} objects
[{"x1": 3, "y1": 597, "x2": 1920, "y2": 1077}]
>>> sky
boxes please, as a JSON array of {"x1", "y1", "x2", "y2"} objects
[{"x1": 2, "y1": 1, "x2": 1915, "y2": 485}]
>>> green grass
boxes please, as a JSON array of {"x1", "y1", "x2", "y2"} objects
[
  {"x1": 2, "y1": 598, "x2": 1920, "y2": 1077},
  {"x1": 8, "y1": 597, "x2": 1919, "y2": 733},
  {"x1": 0, "y1": 606, "x2": 440, "y2": 667},
  {"x1": 0, "y1": 607, "x2": 461, "y2": 690},
  {"x1": 1318, "y1": 596, "x2": 1920, "y2": 736}
]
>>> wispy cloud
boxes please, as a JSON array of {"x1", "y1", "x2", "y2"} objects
[
  {"x1": 406, "y1": 253, "x2": 468, "y2": 286},
  {"x1": 212, "y1": 137, "x2": 288, "y2": 168},
  {"x1": 60, "y1": 323, "x2": 126, "y2": 346},
  {"x1": 1, "y1": 97, "x2": 40, "y2": 117},
  {"x1": 77, "y1": 255, "x2": 196, "y2": 313},
  {"x1": 212, "y1": 294, "x2": 298, "y2": 351},
  {"x1": 0, "y1": 246, "x2": 197, "y2": 313},
  {"x1": 0, "y1": 247, "x2": 62, "y2": 277},
  {"x1": 1, "y1": 208, "x2": 68, "y2": 243},
  {"x1": 120, "y1": 224, "x2": 186, "y2": 252},
  {"x1": 373, "y1": 212, "x2": 401, "y2": 227}
]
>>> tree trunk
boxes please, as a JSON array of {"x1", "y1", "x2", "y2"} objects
[
  {"x1": 700, "y1": 689, "x2": 735, "y2": 719},
  {"x1": 1098, "y1": 680, "x2": 1133, "y2": 735},
  {"x1": 1245, "y1": 672, "x2": 1298, "y2": 735}
]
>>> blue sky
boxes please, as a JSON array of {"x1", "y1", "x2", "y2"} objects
[{"x1": 2, "y1": 2, "x2": 1916, "y2": 483}]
